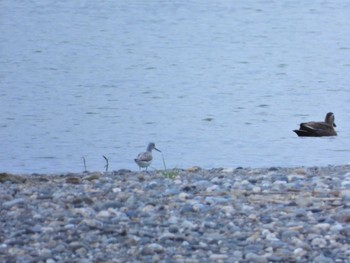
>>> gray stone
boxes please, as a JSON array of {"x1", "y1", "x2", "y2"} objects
[
  {"x1": 313, "y1": 254, "x2": 335, "y2": 263},
  {"x1": 2, "y1": 165, "x2": 350, "y2": 262},
  {"x1": 311, "y1": 237, "x2": 327, "y2": 248},
  {"x1": 245, "y1": 252, "x2": 268, "y2": 263},
  {"x1": 281, "y1": 230, "x2": 300, "y2": 240},
  {"x1": 141, "y1": 243, "x2": 165, "y2": 255},
  {"x1": 204, "y1": 196, "x2": 229, "y2": 205},
  {"x1": 2, "y1": 198, "x2": 25, "y2": 208}
]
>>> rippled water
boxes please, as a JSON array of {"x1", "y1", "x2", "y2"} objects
[{"x1": 1, "y1": 1, "x2": 350, "y2": 173}]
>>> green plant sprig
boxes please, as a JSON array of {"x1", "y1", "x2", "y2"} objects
[{"x1": 161, "y1": 153, "x2": 178, "y2": 179}]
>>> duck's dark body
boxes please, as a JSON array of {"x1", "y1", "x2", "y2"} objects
[{"x1": 293, "y1": 112, "x2": 337, "y2": 137}]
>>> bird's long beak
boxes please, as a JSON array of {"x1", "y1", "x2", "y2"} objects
[
  {"x1": 154, "y1": 147, "x2": 161, "y2": 152},
  {"x1": 333, "y1": 123, "x2": 336, "y2": 127}
]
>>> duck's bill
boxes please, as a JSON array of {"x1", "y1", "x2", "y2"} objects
[
  {"x1": 154, "y1": 147, "x2": 161, "y2": 152},
  {"x1": 333, "y1": 123, "x2": 336, "y2": 127}
]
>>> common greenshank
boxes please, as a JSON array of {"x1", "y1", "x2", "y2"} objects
[{"x1": 134, "y1": 142, "x2": 161, "y2": 171}]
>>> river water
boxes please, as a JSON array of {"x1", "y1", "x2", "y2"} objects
[{"x1": 1, "y1": 1, "x2": 350, "y2": 173}]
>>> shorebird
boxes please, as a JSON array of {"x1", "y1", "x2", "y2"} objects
[
  {"x1": 293, "y1": 112, "x2": 337, "y2": 137},
  {"x1": 134, "y1": 142, "x2": 161, "y2": 171}
]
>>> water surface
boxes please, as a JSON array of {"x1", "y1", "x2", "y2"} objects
[{"x1": 1, "y1": 1, "x2": 350, "y2": 173}]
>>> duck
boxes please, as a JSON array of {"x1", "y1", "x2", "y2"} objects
[
  {"x1": 293, "y1": 112, "x2": 337, "y2": 137},
  {"x1": 134, "y1": 142, "x2": 161, "y2": 171}
]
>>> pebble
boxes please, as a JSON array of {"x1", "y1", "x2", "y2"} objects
[
  {"x1": 2, "y1": 198, "x2": 25, "y2": 209},
  {"x1": 245, "y1": 252, "x2": 268, "y2": 263},
  {"x1": 141, "y1": 243, "x2": 165, "y2": 255},
  {"x1": 209, "y1": 254, "x2": 229, "y2": 260},
  {"x1": 311, "y1": 237, "x2": 327, "y2": 248},
  {"x1": 294, "y1": 247, "x2": 307, "y2": 257},
  {"x1": 1, "y1": 165, "x2": 350, "y2": 262}
]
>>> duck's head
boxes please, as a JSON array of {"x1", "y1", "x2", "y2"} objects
[{"x1": 325, "y1": 112, "x2": 336, "y2": 127}]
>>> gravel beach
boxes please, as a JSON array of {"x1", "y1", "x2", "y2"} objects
[{"x1": 1, "y1": 165, "x2": 350, "y2": 263}]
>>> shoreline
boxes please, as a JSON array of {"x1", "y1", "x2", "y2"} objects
[
  {"x1": 2, "y1": 162, "x2": 350, "y2": 176},
  {"x1": 1, "y1": 165, "x2": 350, "y2": 262}
]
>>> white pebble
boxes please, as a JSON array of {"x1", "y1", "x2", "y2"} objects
[
  {"x1": 97, "y1": 210, "x2": 111, "y2": 218},
  {"x1": 178, "y1": 192, "x2": 190, "y2": 201},
  {"x1": 210, "y1": 254, "x2": 229, "y2": 260},
  {"x1": 294, "y1": 248, "x2": 307, "y2": 257},
  {"x1": 311, "y1": 237, "x2": 327, "y2": 248},
  {"x1": 252, "y1": 186, "x2": 261, "y2": 193},
  {"x1": 314, "y1": 223, "x2": 331, "y2": 232}
]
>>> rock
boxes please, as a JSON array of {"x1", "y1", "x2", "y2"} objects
[
  {"x1": 181, "y1": 220, "x2": 196, "y2": 229},
  {"x1": 192, "y1": 203, "x2": 206, "y2": 212},
  {"x1": 233, "y1": 251, "x2": 243, "y2": 260},
  {"x1": 141, "y1": 243, "x2": 165, "y2": 255},
  {"x1": 178, "y1": 192, "x2": 190, "y2": 201},
  {"x1": 221, "y1": 205, "x2": 235, "y2": 214},
  {"x1": 84, "y1": 172, "x2": 102, "y2": 181},
  {"x1": 294, "y1": 248, "x2": 307, "y2": 257},
  {"x1": 295, "y1": 195, "x2": 314, "y2": 207},
  {"x1": 340, "y1": 226, "x2": 350, "y2": 237},
  {"x1": 168, "y1": 225, "x2": 179, "y2": 233},
  {"x1": 164, "y1": 188, "x2": 180, "y2": 196},
  {"x1": 245, "y1": 252, "x2": 268, "y2": 263},
  {"x1": 2, "y1": 165, "x2": 350, "y2": 262},
  {"x1": 311, "y1": 237, "x2": 327, "y2": 248},
  {"x1": 210, "y1": 254, "x2": 229, "y2": 260},
  {"x1": 186, "y1": 166, "x2": 201, "y2": 172},
  {"x1": 313, "y1": 223, "x2": 331, "y2": 233},
  {"x1": 267, "y1": 255, "x2": 283, "y2": 262},
  {"x1": 329, "y1": 223, "x2": 343, "y2": 233},
  {"x1": 206, "y1": 185, "x2": 220, "y2": 192},
  {"x1": 81, "y1": 219, "x2": 103, "y2": 228},
  {"x1": 113, "y1": 169, "x2": 131, "y2": 175},
  {"x1": 180, "y1": 204, "x2": 193, "y2": 213},
  {"x1": 252, "y1": 186, "x2": 261, "y2": 193},
  {"x1": 0, "y1": 173, "x2": 26, "y2": 183},
  {"x1": 71, "y1": 207, "x2": 96, "y2": 218},
  {"x1": 2, "y1": 198, "x2": 25, "y2": 209},
  {"x1": 280, "y1": 230, "x2": 300, "y2": 241},
  {"x1": 68, "y1": 241, "x2": 85, "y2": 251},
  {"x1": 334, "y1": 209, "x2": 350, "y2": 223},
  {"x1": 97, "y1": 210, "x2": 111, "y2": 218},
  {"x1": 205, "y1": 196, "x2": 229, "y2": 205},
  {"x1": 313, "y1": 254, "x2": 335, "y2": 263},
  {"x1": 65, "y1": 177, "x2": 81, "y2": 184}
]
